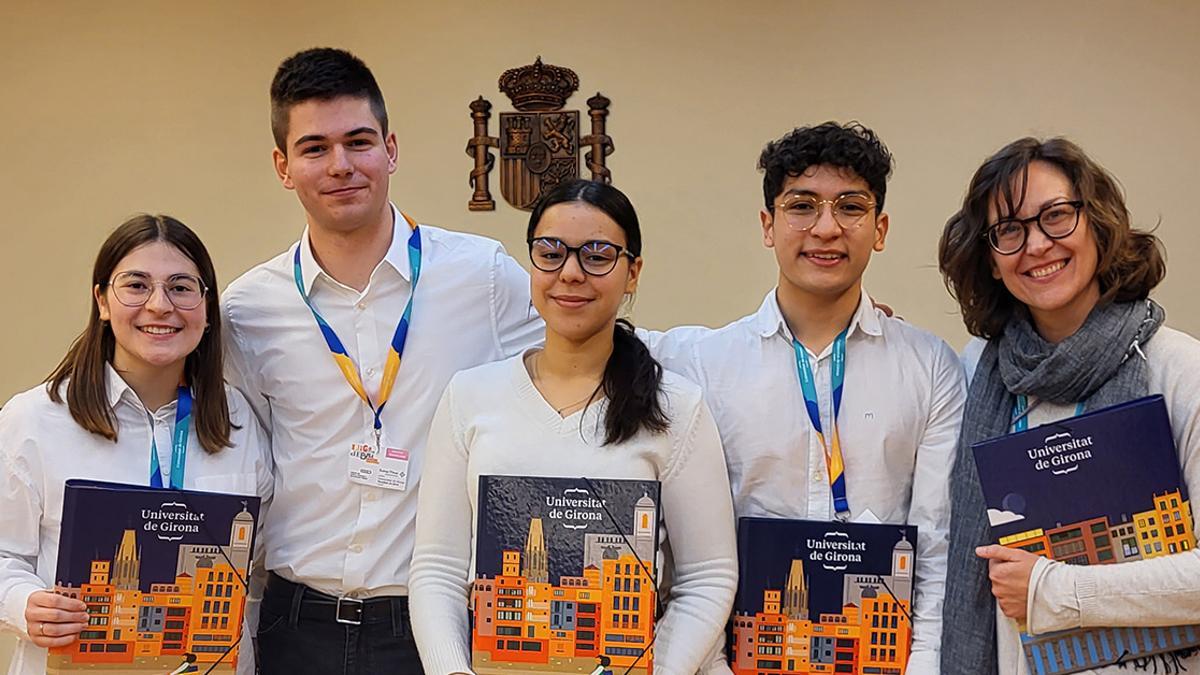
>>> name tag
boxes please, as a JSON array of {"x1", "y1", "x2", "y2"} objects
[{"x1": 348, "y1": 443, "x2": 410, "y2": 491}]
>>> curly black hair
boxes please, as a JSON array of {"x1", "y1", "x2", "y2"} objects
[
  {"x1": 758, "y1": 121, "x2": 894, "y2": 211},
  {"x1": 270, "y1": 47, "x2": 388, "y2": 153}
]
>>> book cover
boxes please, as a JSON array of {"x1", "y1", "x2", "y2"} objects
[
  {"x1": 730, "y1": 517, "x2": 918, "y2": 675},
  {"x1": 47, "y1": 480, "x2": 260, "y2": 674},
  {"x1": 971, "y1": 395, "x2": 1199, "y2": 675},
  {"x1": 472, "y1": 475, "x2": 660, "y2": 675}
]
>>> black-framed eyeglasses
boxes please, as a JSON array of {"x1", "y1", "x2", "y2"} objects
[
  {"x1": 773, "y1": 193, "x2": 877, "y2": 231},
  {"x1": 106, "y1": 271, "x2": 208, "y2": 310},
  {"x1": 984, "y1": 200, "x2": 1084, "y2": 255},
  {"x1": 527, "y1": 237, "x2": 637, "y2": 276}
]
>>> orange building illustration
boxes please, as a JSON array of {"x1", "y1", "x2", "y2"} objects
[
  {"x1": 48, "y1": 505, "x2": 255, "y2": 673},
  {"x1": 472, "y1": 493, "x2": 658, "y2": 674},
  {"x1": 731, "y1": 533, "x2": 914, "y2": 675}
]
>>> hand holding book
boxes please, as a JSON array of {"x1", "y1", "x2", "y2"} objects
[
  {"x1": 22, "y1": 591, "x2": 87, "y2": 649},
  {"x1": 976, "y1": 544, "x2": 1037, "y2": 622}
]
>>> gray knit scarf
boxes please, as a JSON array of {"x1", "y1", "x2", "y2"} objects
[{"x1": 941, "y1": 299, "x2": 1165, "y2": 675}]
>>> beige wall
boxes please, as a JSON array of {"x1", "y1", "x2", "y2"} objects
[{"x1": 3, "y1": 0, "x2": 1200, "y2": 664}]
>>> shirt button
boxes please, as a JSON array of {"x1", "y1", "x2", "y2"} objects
[
  {"x1": 349, "y1": 544, "x2": 363, "y2": 554},
  {"x1": 356, "y1": 302, "x2": 366, "y2": 311},
  {"x1": 365, "y1": 367, "x2": 376, "y2": 377},
  {"x1": 364, "y1": 490, "x2": 378, "y2": 502}
]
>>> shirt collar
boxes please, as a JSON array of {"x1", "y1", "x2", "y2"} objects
[
  {"x1": 104, "y1": 362, "x2": 132, "y2": 408},
  {"x1": 297, "y1": 203, "x2": 414, "y2": 294},
  {"x1": 754, "y1": 287, "x2": 884, "y2": 341}
]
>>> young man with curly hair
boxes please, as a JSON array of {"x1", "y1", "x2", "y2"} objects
[{"x1": 650, "y1": 122, "x2": 965, "y2": 674}]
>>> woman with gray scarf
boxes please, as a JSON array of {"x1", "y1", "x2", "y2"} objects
[{"x1": 937, "y1": 137, "x2": 1200, "y2": 675}]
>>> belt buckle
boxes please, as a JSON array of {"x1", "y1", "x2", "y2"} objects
[{"x1": 335, "y1": 596, "x2": 363, "y2": 625}]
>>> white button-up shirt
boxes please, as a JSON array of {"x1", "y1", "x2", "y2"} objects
[
  {"x1": 221, "y1": 206, "x2": 542, "y2": 598},
  {"x1": 0, "y1": 366, "x2": 271, "y2": 675},
  {"x1": 648, "y1": 290, "x2": 965, "y2": 674}
]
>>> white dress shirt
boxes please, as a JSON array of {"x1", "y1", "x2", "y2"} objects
[
  {"x1": 221, "y1": 205, "x2": 543, "y2": 598},
  {"x1": 647, "y1": 289, "x2": 966, "y2": 675},
  {"x1": 409, "y1": 354, "x2": 738, "y2": 675},
  {"x1": 0, "y1": 366, "x2": 272, "y2": 675},
  {"x1": 963, "y1": 329, "x2": 1200, "y2": 675}
]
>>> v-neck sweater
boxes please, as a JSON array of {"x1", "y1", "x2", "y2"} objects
[{"x1": 409, "y1": 352, "x2": 738, "y2": 675}]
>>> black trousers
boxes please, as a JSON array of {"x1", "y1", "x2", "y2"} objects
[{"x1": 257, "y1": 573, "x2": 424, "y2": 675}]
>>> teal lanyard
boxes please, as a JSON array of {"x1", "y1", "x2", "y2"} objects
[
  {"x1": 1012, "y1": 394, "x2": 1085, "y2": 432},
  {"x1": 792, "y1": 328, "x2": 851, "y2": 520},
  {"x1": 149, "y1": 385, "x2": 193, "y2": 490}
]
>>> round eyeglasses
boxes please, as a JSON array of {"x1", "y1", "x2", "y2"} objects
[
  {"x1": 774, "y1": 194, "x2": 877, "y2": 231},
  {"x1": 528, "y1": 237, "x2": 637, "y2": 276},
  {"x1": 984, "y1": 200, "x2": 1083, "y2": 255},
  {"x1": 107, "y1": 271, "x2": 208, "y2": 310}
]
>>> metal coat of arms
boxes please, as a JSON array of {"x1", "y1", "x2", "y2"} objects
[{"x1": 467, "y1": 57, "x2": 614, "y2": 211}]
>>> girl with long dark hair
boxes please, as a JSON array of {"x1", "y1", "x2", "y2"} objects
[
  {"x1": 0, "y1": 215, "x2": 271, "y2": 675},
  {"x1": 409, "y1": 180, "x2": 737, "y2": 674}
]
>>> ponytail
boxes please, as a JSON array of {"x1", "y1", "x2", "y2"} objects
[{"x1": 599, "y1": 319, "x2": 669, "y2": 445}]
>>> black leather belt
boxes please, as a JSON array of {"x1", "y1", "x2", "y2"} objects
[{"x1": 264, "y1": 572, "x2": 407, "y2": 626}]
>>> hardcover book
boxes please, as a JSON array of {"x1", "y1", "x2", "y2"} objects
[
  {"x1": 972, "y1": 395, "x2": 1199, "y2": 675},
  {"x1": 730, "y1": 517, "x2": 919, "y2": 675},
  {"x1": 47, "y1": 479, "x2": 260, "y2": 674},
  {"x1": 472, "y1": 475, "x2": 660, "y2": 675}
]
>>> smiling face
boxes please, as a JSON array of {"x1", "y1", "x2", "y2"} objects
[
  {"x1": 530, "y1": 202, "x2": 642, "y2": 344},
  {"x1": 761, "y1": 164, "x2": 888, "y2": 305},
  {"x1": 989, "y1": 160, "x2": 1100, "y2": 341},
  {"x1": 272, "y1": 95, "x2": 397, "y2": 236},
  {"x1": 96, "y1": 241, "x2": 207, "y2": 379}
]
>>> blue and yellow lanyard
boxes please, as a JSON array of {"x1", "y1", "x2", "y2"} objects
[
  {"x1": 292, "y1": 213, "x2": 422, "y2": 451},
  {"x1": 149, "y1": 385, "x2": 193, "y2": 490},
  {"x1": 793, "y1": 328, "x2": 852, "y2": 521},
  {"x1": 1011, "y1": 394, "x2": 1084, "y2": 432}
]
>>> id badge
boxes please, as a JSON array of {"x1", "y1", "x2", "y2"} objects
[{"x1": 347, "y1": 442, "x2": 409, "y2": 491}]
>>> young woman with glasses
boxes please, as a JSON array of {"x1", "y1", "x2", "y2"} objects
[
  {"x1": 409, "y1": 179, "x2": 737, "y2": 674},
  {"x1": 938, "y1": 138, "x2": 1200, "y2": 675},
  {"x1": 0, "y1": 214, "x2": 271, "y2": 675}
]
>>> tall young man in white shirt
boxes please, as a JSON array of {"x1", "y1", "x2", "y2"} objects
[
  {"x1": 650, "y1": 122, "x2": 965, "y2": 674},
  {"x1": 221, "y1": 48, "x2": 542, "y2": 673}
]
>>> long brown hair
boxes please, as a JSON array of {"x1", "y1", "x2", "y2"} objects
[
  {"x1": 46, "y1": 214, "x2": 233, "y2": 453},
  {"x1": 939, "y1": 137, "x2": 1165, "y2": 338}
]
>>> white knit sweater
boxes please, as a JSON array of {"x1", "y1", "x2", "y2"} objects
[{"x1": 409, "y1": 352, "x2": 738, "y2": 675}]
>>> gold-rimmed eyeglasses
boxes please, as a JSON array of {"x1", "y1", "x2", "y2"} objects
[{"x1": 774, "y1": 193, "x2": 877, "y2": 231}]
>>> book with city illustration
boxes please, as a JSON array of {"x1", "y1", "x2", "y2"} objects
[
  {"x1": 730, "y1": 517, "x2": 919, "y2": 675},
  {"x1": 472, "y1": 475, "x2": 661, "y2": 675},
  {"x1": 972, "y1": 394, "x2": 1199, "y2": 675},
  {"x1": 47, "y1": 479, "x2": 261, "y2": 674}
]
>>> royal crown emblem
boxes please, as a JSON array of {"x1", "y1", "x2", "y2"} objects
[{"x1": 466, "y1": 57, "x2": 615, "y2": 211}]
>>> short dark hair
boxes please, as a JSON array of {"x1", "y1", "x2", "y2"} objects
[
  {"x1": 45, "y1": 214, "x2": 234, "y2": 453},
  {"x1": 758, "y1": 121, "x2": 894, "y2": 211},
  {"x1": 939, "y1": 137, "x2": 1166, "y2": 338},
  {"x1": 527, "y1": 179, "x2": 668, "y2": 446},
  {"x1": 269, "y1": 47, "x2": 388, "y2": 153}
]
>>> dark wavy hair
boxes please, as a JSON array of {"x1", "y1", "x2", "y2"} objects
[
  {"x1": 527, "y1": 179, "x2": 669, "y2": 446},
  {"x1": 758, "y1": 121, "x2": 894, "y2": 211},
  {"x1": 270, "y1": 47, "x2": 388, "y2": 153},
  {"x1": 939, "y1": 137, "x2": 1166, "y2": 339},
  {"x1": 45, "y1": 214, "x2": 234, "y2": 453}
]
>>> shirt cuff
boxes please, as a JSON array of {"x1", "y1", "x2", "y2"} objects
[
  {"x1": 1027, "y1": 555, "x2": 1082, "y2": 635},
  {"x1": 903, "y1": 647, "x2": 940, "y2": 675},
  {"x1": 1, "y1": 581, "x2": 41, "y2": 636}
]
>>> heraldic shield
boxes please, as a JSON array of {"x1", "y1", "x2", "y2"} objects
[
  {"x1": 500, "y1": 110, "x2": 579, "y2": 210},
  {"x1": 466, "y1": 57, "x2": 614, "y2": 212}
]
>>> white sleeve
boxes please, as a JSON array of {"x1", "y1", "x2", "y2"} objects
[
  {"x1": 490, "y1": 246, "x2": 543, "y2": 358},
  {"x1": 652, "y1": 396, "x2": 739, "y2": 675},
  {"x1": 409, "y1": 382, "x2": 476, "y2": 675},
  {"x1": 0, "y1": 399, "x2": 47, "y2": 639},
  {"x1": 221, "y1": 299, "x2": 272, "y2": 432},
  {"x1": 905, "y1": 341, "x2": 965, "y2": 674}
]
